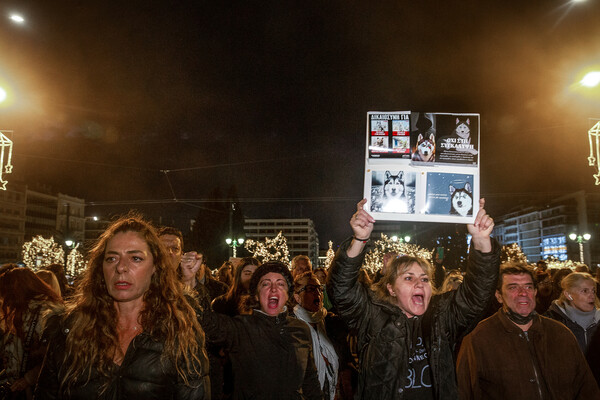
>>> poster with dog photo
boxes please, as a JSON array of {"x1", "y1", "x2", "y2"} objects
[
  {"x1": 410, "y1": 112, "x2": 437, "y2": 163},
  {"x1": 391, "y1": 118, "x2": 411, "y2": 156},
  {"x1": 424, "y1": 172, "x2": 474, "y2": 217},
  {"x1": 435, "y1": 114, "x2": 479, "y2": 165},
  {"x1": 368, "y1": 112, "x2": 411, "y2": 159},
  {"x1": 368, "y1": 169, "x2": 416, "y2": 214}
]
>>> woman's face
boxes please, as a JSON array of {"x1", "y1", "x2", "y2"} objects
[
  {"x1": 294, "y1": 277, "x2": 323, "y2": 313},
  {"x1": 257, "y1": 272, "x2": 289, "y2": 316},
  {"x1": 314, "y1": 270, "x2": 327, "y2": 285},
  {"x1": 387, "y1": 262, "x2": 432, "y2": 318},
  {"x1": 102, "y1": 231, "x2": 155, "y2": 306},
  {"x1": 568, "y1": 280, "x2": 597, "y2": 312},
  {"x1": 240, "y1": 264, "x2": 257, "y2": 290}
]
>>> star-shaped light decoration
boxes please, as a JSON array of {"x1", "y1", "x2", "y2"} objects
[
  {"x1": 588, "y1": 121, "x2": 600, "y2": 185},
  {"x1": 0, "y1": 131, "x2": 14, "y2": 190}
]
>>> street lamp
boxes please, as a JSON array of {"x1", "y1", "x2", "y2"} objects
[
  {"x1": 225, "y1": 237, "x2": 245, "y2": 258},
  {"x1": 391, "y1": 235, "x2": 411, "y2": 243},
  {"x1": 568, "y1": 233, "x2": 591, "y2": 263}
]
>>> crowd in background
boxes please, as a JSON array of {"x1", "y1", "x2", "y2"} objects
[{"x1": 0, "y1": 201, "x2": 599, "y2": 399}]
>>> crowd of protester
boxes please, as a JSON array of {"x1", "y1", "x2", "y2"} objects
[{"x1": 0, "y1": 200, "x2": 599, "y2": 399}]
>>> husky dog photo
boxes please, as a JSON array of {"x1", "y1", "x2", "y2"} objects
[
  {"x1": 410, "y1": 112, "x2": 436, "y2": 162},
  {"x1": 436, "y1": 114, "x2": 479, "y2": 165},
  {"x1": 424, "y1": 172, "x2": 474, "y2": 217},
  {"x1": 369, "y1": 170, "x2": 415, "y2": 214}
]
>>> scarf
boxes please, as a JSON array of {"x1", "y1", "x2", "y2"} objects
[
  {"x1": 503, "y1": 307, "x2": 537, "y2": 327},
  {"x1": 294, "y1": 305, "x2": 338, "y2": 400},
  {"x1": 564, "y1": 303, "x2": 597, "y2": 330}
]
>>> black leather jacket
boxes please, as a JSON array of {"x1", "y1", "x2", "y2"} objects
[
  {"x1": 34, "y1": 316, "x2": 209, "y2": 400},
  {"x1": 327, "y1": 238, "x2": 499, "y2": 400}
]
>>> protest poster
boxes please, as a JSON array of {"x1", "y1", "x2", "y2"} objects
[
  {"x1": 368, "y1": 112, "x2": 411, "y2": 159},
  {"x1": 364, "y1": 111, "x2": 480, "y2": 223}
]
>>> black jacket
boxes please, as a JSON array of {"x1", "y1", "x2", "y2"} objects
[
  {"x1": 327, "y1": 238, "x2": 499, "y2": 400},
  {"x1": 34, "y1": 317, "x2": 209, "y2": 400},
  {"x1": 544, "y1": 301, "x2": 600, "y2": 353},
  {"x1": 199, "y1": 307, "x2": 323, "y2": 400}
]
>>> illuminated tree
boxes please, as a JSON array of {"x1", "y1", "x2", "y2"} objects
[
  {"x1": 22, "y1": 236, "x2": 65, "y2": 270},
  {"x1": 244, "y1": 231, "x2": 290, "y2": 265},
  {"x1": 363, "y1": 233, "x2": 432, "y2": 273},
  {"x1": 66, "y1": 244, "x2": 87, "y2": 277},
  {"x1": 325, "y1": 241, "x2": 335, "y2": 268},
  {"x1": 500, "y1": 243, "x2": 527, "y2": 264}
]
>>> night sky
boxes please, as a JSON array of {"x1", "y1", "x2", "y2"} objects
[{"x1": 2, "y1": 1, "x2": 600, "y2": 245}]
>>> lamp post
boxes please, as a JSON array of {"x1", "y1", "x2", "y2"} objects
[
  {"x1": 225, "y1": 237, "x2": 245, "y2": 258},
  {"x1": 391, "y1": 235, "x2": 411, "y2": 243},
  {"x1": 569, "y1": 233, "x2": 591, "y2": 264}
]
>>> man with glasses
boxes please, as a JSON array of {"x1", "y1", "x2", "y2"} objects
[
  {"x1": 293, "y1": 272, "x2": 355, "y2": 400},
  {"x1": 457, "y1": 262, "x2": 599, "y2": 399}
]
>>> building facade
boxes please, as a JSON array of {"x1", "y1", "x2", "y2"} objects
[
  {"x1": 493, "y1": 191, "x2": 599, "y2": 267},
  {"x1": 0, "y1": 182, "x2": 86, "y2": 264},
  {"x1": 0, "y1": 182, "x2": 27, "y2": 263}
]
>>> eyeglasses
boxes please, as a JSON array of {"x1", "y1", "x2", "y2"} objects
[{"x1": 297, "y1": 284, "x2": 323, "y2": 294}]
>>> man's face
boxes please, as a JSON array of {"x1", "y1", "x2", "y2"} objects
[
  {"x1": 159, "y1": 234, "x2": 182, "y2": 268},
  {"x1": 496, "y1": 273, "x2": 537, "y2": 317}
]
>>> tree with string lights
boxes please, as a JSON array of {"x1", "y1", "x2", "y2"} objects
[
  {"x1": 244, "y1": 231, "x2": 290, "y2": 265},
  {"x1": 22, "y1": 236, "x2": 65, "y2": 270}
]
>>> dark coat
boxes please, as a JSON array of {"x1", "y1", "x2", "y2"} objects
[
  {"x1": 327, "y1": 238, "x2": 500, "y2": 400},
  {"x1": 544, "y1": 302, "x2": 600, "y2": 353},
  {"x1": 35, "y1": 317, "x2": 209, "y2": 400},
  {"x1": 199, "y1": 308, "x2": 323, "y2": 400},
  {"x1": 457, "y1": 310, "x2": 600, "y2": 399}
]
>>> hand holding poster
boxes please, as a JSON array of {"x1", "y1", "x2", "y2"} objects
[{"x1": 364, "y1": 111, "x2": 480, "y2": 224}]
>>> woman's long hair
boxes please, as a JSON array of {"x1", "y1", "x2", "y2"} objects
[
  {"x1": 225, "y1": 257, "x2": 260, "y2": 301},
  {"x1": 0, "y1": 267, "x2": 61, "y2": 340},
  {"x1": 59, "y1": 214, "x2": 208, "y2": 391}
]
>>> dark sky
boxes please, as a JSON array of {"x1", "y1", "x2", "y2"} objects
[{"x1": 1, "y1": 1, "x2": 600, "y2": 245}]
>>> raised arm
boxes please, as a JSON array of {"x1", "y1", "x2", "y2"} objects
[
  {"x1": 346, "y1": 198, "x2": 376, "y2": 258},
  {"x1": 444, "y1": 198, "x2": 500, "y2": 340},
  {"x1": 327, "y1": 200, "x2": 376, "y2": 331},
  {"x1": 466, "y1": 198, "x2": 493, "y2": 253}
]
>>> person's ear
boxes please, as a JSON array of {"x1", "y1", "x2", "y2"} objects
[
  {"x1": 387, "y1": 283, "x2": 396, "y2": 297},
  {"x1": 294, "y1": 292, "x2": 301, "y2": 304},
  {"x1": 495, "y1": 290, "x2": 503, "y2": 304}
]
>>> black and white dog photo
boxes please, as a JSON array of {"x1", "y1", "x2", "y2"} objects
[{"x1": 449, "y1": 182, "x2": 473, "y2": 217}]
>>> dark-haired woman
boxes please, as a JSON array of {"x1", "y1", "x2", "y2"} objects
[
  {"x1": 35, "y1": 215, "x2": 209, "y2": 399},
  {"x1": 0, "y1": 268, "x2": 62, "y2": 399},
  {"x1": 212, "y1": 257, "x2": 260, "y2": 317},
  {"x1": 199, "y1": 261, "x2": 323, "y2": 399}
]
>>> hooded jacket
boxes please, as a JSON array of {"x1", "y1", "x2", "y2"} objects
[{"x1": 327, "y1": 238, "x2": 500, "y2": 400}]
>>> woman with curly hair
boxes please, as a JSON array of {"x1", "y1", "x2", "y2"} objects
[
  {"x1": 0, "y1": 267, "x2": 62, "y2": 399},
  {"x1": 35, "y1": 215, "x2": 209, "y2": 399}
]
